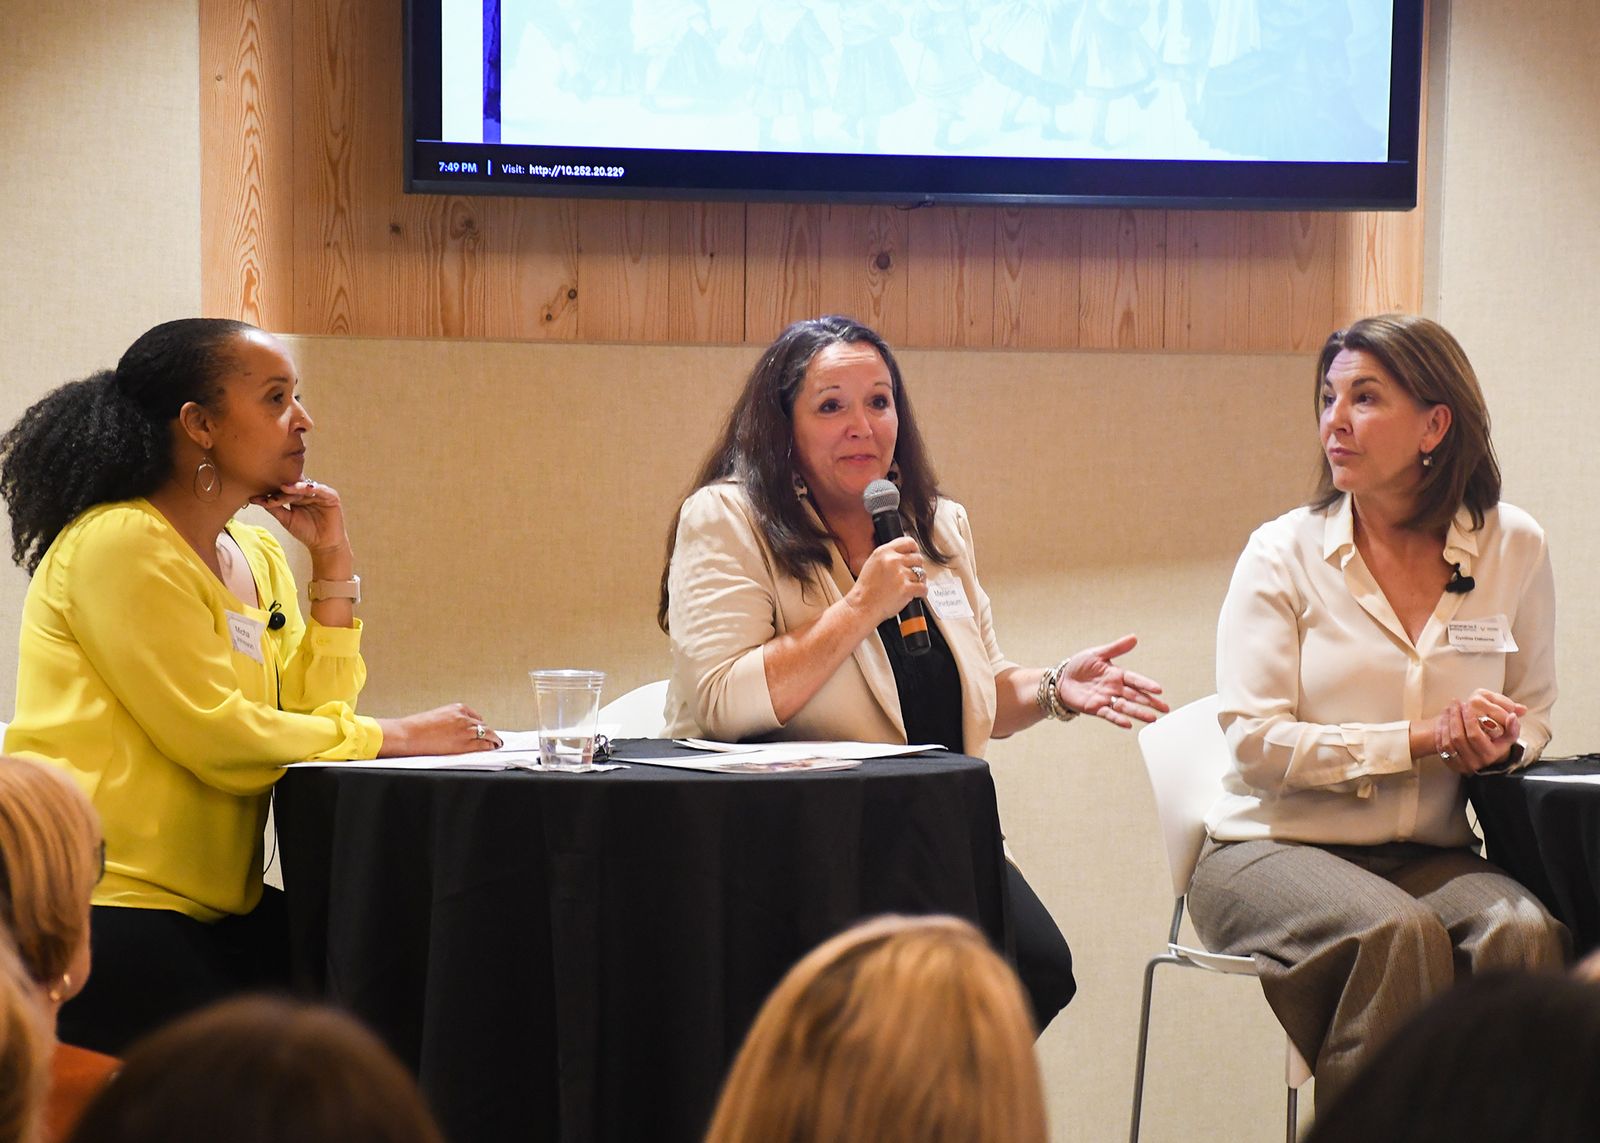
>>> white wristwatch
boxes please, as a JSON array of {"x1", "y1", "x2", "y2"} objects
[{"x1": 308, "y1": 575, "x2": 361, "y2": 604}]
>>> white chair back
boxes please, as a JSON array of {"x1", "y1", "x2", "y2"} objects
[
  {"x1": 598, "y1": 680, "x2": 670, "y2": 738},
  {"x1": 1137, "y1": 694, "x2": 1231, "y2": 898}
]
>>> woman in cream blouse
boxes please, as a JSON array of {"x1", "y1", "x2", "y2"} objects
[
  {"x1": 1189, "y1": 314, "x2": 1567, "y2": 1107},
  {"x1": 657, "y1": 314, "x2": 1168, "y2": 1030}
]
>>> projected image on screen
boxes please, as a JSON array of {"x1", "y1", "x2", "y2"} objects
[{"x1": 445, "y1": 0, "x2": 1394, "y2": 165}]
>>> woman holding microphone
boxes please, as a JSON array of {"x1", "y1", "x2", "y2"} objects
[
  {"x1": 0, "y1": 318, "x2": 501, "y2": 1053},
  {"x1": 658, "y1": 315, "x2": 1168, "y2": 1030}
]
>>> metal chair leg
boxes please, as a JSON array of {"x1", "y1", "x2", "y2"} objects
[{"x1": 1129, "y1": 953, "x2": 1182, "y2": 1143}]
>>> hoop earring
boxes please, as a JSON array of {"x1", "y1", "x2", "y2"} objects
[{"x1": 194, "y1": 453, "x2": 221, "y2": 502}]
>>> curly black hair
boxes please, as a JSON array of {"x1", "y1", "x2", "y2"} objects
[{"x1": 0, "y1": 318, "x2": 256, "y2": 574}]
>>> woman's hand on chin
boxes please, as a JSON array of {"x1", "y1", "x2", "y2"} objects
[{"x1": 252, "y1": 479, "x2": 351, "y2": 560}]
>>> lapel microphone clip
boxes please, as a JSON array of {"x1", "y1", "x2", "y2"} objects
[
  {"x1": 267, "y1": 601, "x2": 287, "y2": 630},
  {"x1": 1444, "y1": 563, "x2": 1475, "y2": 595}
]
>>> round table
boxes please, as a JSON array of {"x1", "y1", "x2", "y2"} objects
[{"x1": 277, "y1": 741, "x2": 1011, "y2": 1143}]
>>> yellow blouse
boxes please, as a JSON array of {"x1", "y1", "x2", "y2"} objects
[{"x1": 4, "y1": 499, "x2": 382, "y2": 921}]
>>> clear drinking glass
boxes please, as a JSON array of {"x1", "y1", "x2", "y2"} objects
[{"x1": 529, "y1": 669, "x2": 606, "y2": 771}]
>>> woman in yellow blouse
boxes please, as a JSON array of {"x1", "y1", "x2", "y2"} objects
[{"x1": 0, "y1": 318, "x2": 501, "y2": 1053}]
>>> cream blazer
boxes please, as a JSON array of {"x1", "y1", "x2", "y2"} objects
[{"x1": 663, "y1": 481, "x2": 1016, "y2": 758}]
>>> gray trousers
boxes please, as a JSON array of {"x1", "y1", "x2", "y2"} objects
[{"x1": 1187, "y1": 837, "x2": 1569, "y2": 1106}]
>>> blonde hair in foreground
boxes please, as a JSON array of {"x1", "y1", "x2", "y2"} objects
[
  {"x1": 0, "y1": 934, "x2": 48, "y2": 1143},
  {"x1": 704, "y1": 915, "x2": 1047, "y2": 1143},
  {"x1": 0, "y1": 756, "x2": 101, "y2": 987}
]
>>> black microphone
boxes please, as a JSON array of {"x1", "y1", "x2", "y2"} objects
[
  {"x1": 863, "y1": 479, "x2": 931, "y2": 656},
  {"x1": 1445, "y1": 563, "x2": 1475, "y2": 594},
  {"x1": 267, "y1": 601, "x2": 287, "y2": 630}
]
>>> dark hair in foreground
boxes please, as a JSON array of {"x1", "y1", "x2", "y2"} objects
[
  {"x1": 1310, "y1": 313, "x2": 1500, "y2": 535},
  {"x1": 0, "y1": 318, "x2": 256, "y2": 574},
  {"x1": 1305, "y1": 972, "x2": 1600, "y2": 1143},
  {"x1": 658, "y1": 315, "x2": 946, "y2": 631},
  {"x1": 703, "y1": 915, "x2": 1047, "y2": 1143},
  {"x1": 66, "y1": 995, "x2": 446, "y2": 1143}
]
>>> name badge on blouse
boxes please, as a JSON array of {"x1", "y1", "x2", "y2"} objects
[
  {"x1": 925, "y1": 572, "x2": 975, "y2": 621},
  {"x1": 1447, "y1": 615, "x2": 1518, "y2": 654},
  {"x1": 226, "y1": 611, "x2": 266, "y2": 664}
]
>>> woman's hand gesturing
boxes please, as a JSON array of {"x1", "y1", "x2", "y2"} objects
[{"x1": 1054, "y1": 634, "x2": 1170, "y2": 728}]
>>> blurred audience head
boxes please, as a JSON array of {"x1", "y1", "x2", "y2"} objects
[
  {"x1": 1306, "y1": 971, "x2": 1600, "y2": 1143},
  {"x1": 704, "y1": 914, "x2": 1047, "y2": 1143},
  {"x1": 0, "y1": 934, "x2": 49, "y2": 1143},
  {"x1": 66, "y1": 996, "x2": 444, "y2": 1143},
  {"x1": 0, "y1": 756, "x2": 101, "y2": 1013}
]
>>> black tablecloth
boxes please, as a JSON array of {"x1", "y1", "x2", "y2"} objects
[
  {"x1": 1468, "y1": 755, "x2": 1600, "y2": 956},
  {"x1": 276, "y1": 741, "x2": 1011, "y2": 1143}
]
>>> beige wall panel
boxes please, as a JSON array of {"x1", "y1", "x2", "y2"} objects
[
  {"x1": 745, "y1": 203, "x2": 824, "y2": 344},
  {"x1": 1079, "y1": 210, "x2": 1166, "y2": 350},
  {"x1": 1434, "y1": 0, "x2": 1600, "y2": 755},
  {"x1": 905, "y1": 207, "x2": 998, "y2": 348},
  {"x1": 0, "y1": 0, "x2": 202, "y2": 714},
  {"x1": 995, "y1": 208, "x2": 1083, "y2": 350},
  {"x1": 199, "y1": 0, "x2": 293, "y2": 329}
]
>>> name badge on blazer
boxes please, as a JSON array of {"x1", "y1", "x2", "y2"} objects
[
  {"x1": 1447, "y1": 615, "x2": 1518, "y2": 654},
  {"x1": 226, "y1": 611, "x2": 266, "y2": 664},
  {"x1": 925, "y1": 571, "x2": 975, "y2": 621}
]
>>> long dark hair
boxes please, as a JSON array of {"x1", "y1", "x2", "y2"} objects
[
  {"x1": 0, "y1": 318, "x2": 255, "y2": 573},
  {"x1": 658, "y1": 316, "x2": 946, "y2": 632},
  {"x1": 1310, "y1": 314, "x2": 1500, "y2": 535}
]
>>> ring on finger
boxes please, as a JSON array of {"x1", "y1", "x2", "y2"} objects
[
  {"x1": 473, "y1": 723, "x2": 487, "y2": 740},
  {"x1": 911, "y1": 566, "x2": 926, "y2": 582},
  {"x1": 1439, "y1": 749, "x2": 1453, "y2": 761}
]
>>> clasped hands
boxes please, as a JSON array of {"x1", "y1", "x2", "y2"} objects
[{"x1": 1431, "y1": 689, "x2": 1524, "y2": 774}]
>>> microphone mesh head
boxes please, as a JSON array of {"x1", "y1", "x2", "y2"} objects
[{"x1": 862, "y1": 479, "x2": 900, "y2": 515}]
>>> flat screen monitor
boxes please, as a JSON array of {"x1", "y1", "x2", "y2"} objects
[{"x1": 405, "y1": 0, "x2": 1423, "y2": 210}]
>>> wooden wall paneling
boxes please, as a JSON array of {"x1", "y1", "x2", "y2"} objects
[
  {"x1": 904, "y1": 207, "x2": 997, "y2": 348},
  {"x1": 1163, "y1": 212, "x2": 1249, "y2": 352},
  {"x1": 1246, "y1": 212, "x2": 1335, "y2": 352},
  {"x1": 994, "y1": 207, "x2": 1082, "y2": 350},
  {"x1": 574, "y1": 201, "x2": 673, "y2": 341},
  {"x1": 668, "y1": 202, "x2": 745, "y2": 343},
  {"x1": 200, "y1": 0, "x2": 294, "y2": 331},
  {"x1": 1332, "y1": 209, "x2": 1426, "y2": 327},
  {"x1": 482, "y1": 199, "x2": 581, "y2": 340},
  {"x1": 817, "y1": 205, "x2": 909, "y2": 344},
  {"x1": 745, "y1": 204, "x2": 824, "y2": 344},
  {"x1": 1078, "y1": 209, "x2": 1166, "y2": 349}
]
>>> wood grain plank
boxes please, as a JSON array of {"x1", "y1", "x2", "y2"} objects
[
  {"x1": 818, "y1": 205, "x2": 909, "y2": 343},
  {"x1": 1163, "y1": 212, "x2": 1248, "y2": 351},
  {"x1": 994, "y1": 207, "x2": 1081, "y2": 349},
  {"x1": 669, "y1": 202, "x2": 745, "y2": 343},
  {"x1": 200, "y1": 0, "x2": 294, "y2": 330},
  {"x1": 745, "y1": 203, "x2": 823, "y2": 344},
  {"x1": 905, "y1": 207, "x2": 997, "y2": 348},
  {"x1": 1246, "y1": 212, "x2": 1335, "y2": 351},
  {"x1": 1079, "y1": 209, "x2": 1165, "y2": 349},
  {"x1": 483, "y1": 199, "x2": 581, "y2": 339},
  {"x1": 576, "y1": 200, "x2": 672, "y2": 342}
]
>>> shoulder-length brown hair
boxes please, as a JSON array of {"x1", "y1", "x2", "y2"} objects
[
  {"x1": 0, "y1": 936, "x2": 47, "y2": 1143},
  {"x1": 67, "y1": 996, "x2": 446, "y2": 1143},
  {"x1": 658, "y1": 316, "x2": 945, "y2": 632},
  {"x1": 0, "y1": 757, "x2": 101, "y2": 988},
  {"x1": 1310, "y1": 314, "x2": 1501, "y2": 533},
  {"x1": 704, "y1": 915, "x2": 1048, "y2": 1143}
]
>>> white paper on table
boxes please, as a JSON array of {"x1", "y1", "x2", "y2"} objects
[
  {"x1": 1520, "y1": 772, "x2": 1600, "y2": 785},
  {"x1": 671, "y1": 739, "x2": 943, "y2": 760}
]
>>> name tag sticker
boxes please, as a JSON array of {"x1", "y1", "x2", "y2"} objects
[
  {"x1": 226, "y1": 611, "x2": 266, "y2": 664},
  {"x1": 925, "y1": 572, "x2": 974, "y2": 621},
  {"x1": 1447, "y1": 615, "x2": 1518, "y2": 654}
]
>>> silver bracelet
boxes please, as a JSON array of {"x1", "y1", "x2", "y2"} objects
[{"x1": 1036, "y1": 660, "x2": 1079, "y2": 722}]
